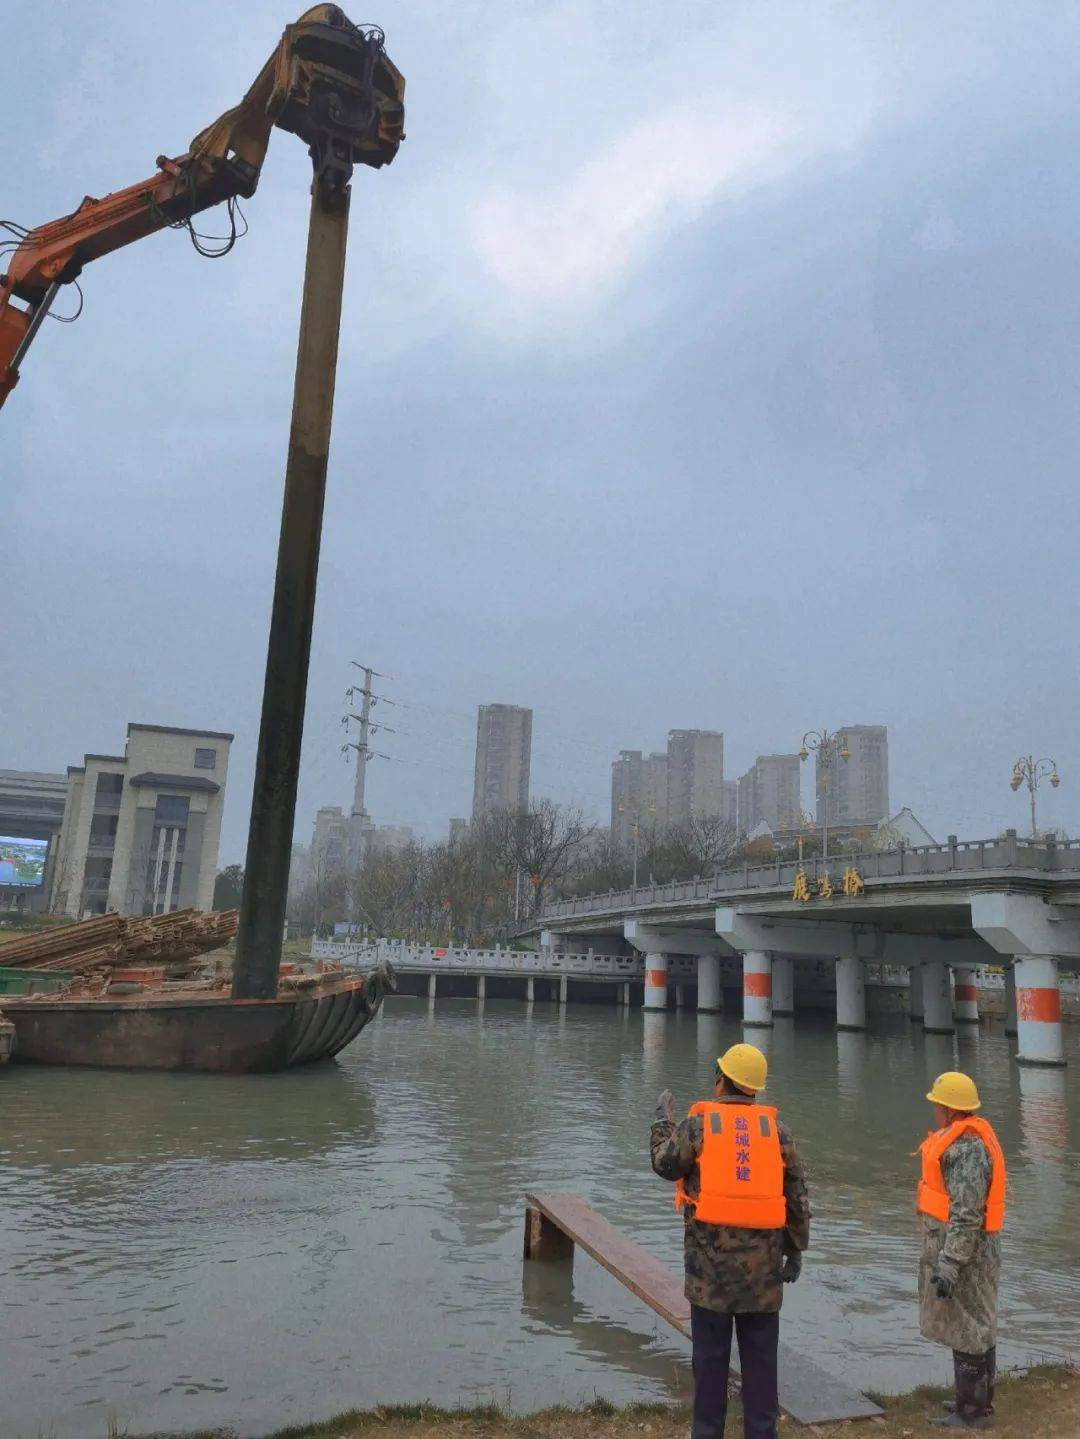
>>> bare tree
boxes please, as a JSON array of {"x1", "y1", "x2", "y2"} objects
[
  {"x1": 561, "y1": 828, "x2": 634, "y2": 896},
  {"x1": 665, "y1": 814, "x2": 739, "y2": 876},
  {"x1": 487, "y1": 799, "x2": 594, "y2": 916}
]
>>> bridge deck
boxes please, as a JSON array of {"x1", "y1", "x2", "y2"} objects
[{"x1": 524, "y1": 1191, "x2": 883, "y2": 1426}]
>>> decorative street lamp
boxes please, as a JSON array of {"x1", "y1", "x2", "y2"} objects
[
  {"x1": 616, "y1": 802, "x2": 656, "y2": 889},
  {"x1": 1010, "y1": 755, "x2": 1060, "y2": 839},
  {"x1": 799, "y1": 730, "x2": 850, "y2": 862}
]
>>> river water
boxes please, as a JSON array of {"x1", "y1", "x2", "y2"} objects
[{"x1": 1, "y1": 998, "x2": 1078, "y2": 1438}]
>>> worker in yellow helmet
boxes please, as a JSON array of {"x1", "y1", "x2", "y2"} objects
[
  {"x1": 916, "y1": 1072, "x2": 1007, "y2": 1430},
  {"x1": 651, "y1": 1043, "x2": 810, "y2": 1439}
]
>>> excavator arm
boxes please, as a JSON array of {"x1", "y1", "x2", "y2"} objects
[{"x1": 0, "y1": 3, "x2": 403, "y2": 409}]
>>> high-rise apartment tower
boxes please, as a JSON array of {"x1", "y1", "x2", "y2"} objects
[
  {"x1": 611, "y1": 750, "x2": 669, "y2": 847},
  {"x1": 666, "y1": 729, "x2": 725, "y2": 827},
  {"x1": 738, "y1": 754, "x2": 801, "y2": 834},
  {"x1": 471, "y1": 704, "x2": 532, "y2": 821},
  {"x1": 815, "y1": 724, "x2": 889, "y2": 829}
]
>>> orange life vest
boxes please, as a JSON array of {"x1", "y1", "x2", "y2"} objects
[
  {"x1": 916, "y1": 1116, "x2": 1006, "y2": 1233},
  {"x1": 674, "y1": 1100, "x2": 786, "y2": 1229}
]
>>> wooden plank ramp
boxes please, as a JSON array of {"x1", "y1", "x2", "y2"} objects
[{"x1": 524, "y1": 1192, "x2": 883, "y2": 1426}]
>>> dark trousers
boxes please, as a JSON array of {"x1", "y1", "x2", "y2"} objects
[{"x1": 691, "y1": 1305, "x2": 779, "y2": 1439}]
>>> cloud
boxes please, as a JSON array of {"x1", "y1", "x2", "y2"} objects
[{"x1": 470, "y1": 99, "x2": 793, "y2": 305}]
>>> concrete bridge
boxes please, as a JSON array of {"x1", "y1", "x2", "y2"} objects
[{"x1": 524, "y1": 830, "x2": 1080, "y2": 1067}]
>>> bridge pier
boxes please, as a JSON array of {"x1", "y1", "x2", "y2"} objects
[
  {"x1": 428, "y1": 973, "x2": 437, "y2": 1001},
  {"x1": 643, "y1": 953, "x2": 667, "y2": 1010},
  {"x1": 674, "y1": 983, "x2": 685, "y2": 1010},
  {"x1": 835, "y1": 956, "x2": 866, "y2": 1031},
  {"x1": 953, "y1": 967, "x2": 978, "y2": 1023},
  {"x1": 772, "y1": 956, "x2": 794, "y2": 1017},
  {"x1": 1014, "y1": 955, "x2": 1065, "y2": 1066},
  {"x1": 620, "y1": 981, "x2": 631, "y2": 1007},
  {"x1": 742, "y1": 950, "x2": 773, "y2": 1028},
  {"x1": 969, "y1": 894, "x2": 1070, "y2": 1065},
  {"x1": 1004, "y1": 966, "x2": 1017, "y2": 1037},
  {"x1": 908, "y1": 964, "x2": 924, "y2": 1023},
  {"x1": 697, "y1": 954, "x2": 722, "y2": 1013},
  {"x1": 558, "y1": 974, "x2": 568, "y2": 1006},
  {"x1": 921, "y1": 961, "x2": 953, "y2": 1034},
  {"x1": 477, "y1": 974, "x2": 486, "y2": 1001}
]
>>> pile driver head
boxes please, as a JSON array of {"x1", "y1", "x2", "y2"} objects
[{"x1": 269, "y1": 5, "x2": 405, "y2": 187}]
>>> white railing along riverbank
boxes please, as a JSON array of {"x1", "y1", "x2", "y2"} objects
[
  {"x1": 311, "y1": 937, "x2": 660, "y2": 978},
  {"x1": 309, "y1": 939, "x2": 949, "y2": 989}
]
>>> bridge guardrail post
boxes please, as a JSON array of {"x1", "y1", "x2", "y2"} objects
[
  {"x1": 947, "y1": 834, "x2": 958, "y2": 871},
  {"x1": 1003, "y1": 828, "x2": 1018, "y2": 867}
]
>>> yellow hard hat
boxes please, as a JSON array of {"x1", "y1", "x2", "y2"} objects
[
  {"x1": 718, "y1": 1043, "x2": 768, "y2": 1094},
  {"x1": 926, "y1": 1071, "x2": 981, "y2": 1112}
]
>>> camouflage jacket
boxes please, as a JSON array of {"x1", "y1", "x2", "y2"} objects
[
  {"x1": 918, "y1": 1130, "x2": 1001, "y2": 1353},
  {"x1": 650, "y1": 1095, "x2": 811, "y2": 1314}
]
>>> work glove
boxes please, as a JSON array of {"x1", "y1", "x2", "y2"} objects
[
  {"x1": 654, "y1": 1089, "x2": 676, "y2": 1123},
  {"x1": 931, "y1": 1256, "x2": 960, "y2": 1300},
  {"x1": 781, "y1": 1253, "x2": 802, "y2": 1284}
]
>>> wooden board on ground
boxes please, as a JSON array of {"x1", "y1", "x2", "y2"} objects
[{"x1": 524, "y1": 1192, "x2": 884, "y2": 1426}]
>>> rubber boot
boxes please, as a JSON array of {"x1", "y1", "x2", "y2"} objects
[
  {"x1": 932, "y1": 1351, "x2": 993, "y2": 1429},
  {"x1": 941, "y1": 1348, "x2": 996, "y2": 1417}
]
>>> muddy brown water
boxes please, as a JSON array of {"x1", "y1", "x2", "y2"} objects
[{"x1": 1, "y1": 998, "x2": 1077, "y2": 1438}]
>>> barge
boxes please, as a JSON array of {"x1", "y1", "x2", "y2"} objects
[{"x1": 0, "y1": 962, "x2": 395, "y2": 1073}]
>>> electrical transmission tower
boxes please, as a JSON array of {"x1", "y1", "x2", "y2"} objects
[{"x1": 341, "y1": 662, "x2": 395, "y2": 866}]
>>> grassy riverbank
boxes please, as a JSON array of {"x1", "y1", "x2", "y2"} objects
[{"x1": 153, "y1": 1365, "x2": 1079, "y2": 1439}]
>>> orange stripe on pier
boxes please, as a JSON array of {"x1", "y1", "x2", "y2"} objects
[
  {"x1": 646, "y1": 969, "x2": 667, "y2": 989},
  {"x1": 743, "y1": 972, "x2": 772, "y2": 997},
  {"x1": 1017, "y1": 986, "x2": 1061, "y2": 1022},
  {"x1": 956, "y1": 984, "x2": 977, "y2": 1002}
]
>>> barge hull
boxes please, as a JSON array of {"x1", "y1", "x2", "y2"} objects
[{"x1": 2, "y1": 973, "x2": 386, "y2": 1073}]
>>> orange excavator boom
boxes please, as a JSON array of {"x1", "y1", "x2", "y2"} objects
[{"x1": 0, "y1": 4, "x2": 404, "y2": 409}]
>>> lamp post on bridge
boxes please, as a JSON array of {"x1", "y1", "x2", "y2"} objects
[
  {"x1": 1010, "y1": 755, "x2": 1060, "y2": 839},
  {"x1": 616, "y1": 802, "x2": 656, "y2": 890},
  {"x1": 799, "y1": 730, "x2": 849, "y2": 863}
]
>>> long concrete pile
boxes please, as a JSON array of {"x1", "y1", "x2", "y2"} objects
[{"x1": 0, "y1": 909, "x2": 239, "y2": 975}]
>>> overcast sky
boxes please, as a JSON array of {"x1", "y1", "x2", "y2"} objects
[{"x1": 6, "y1": 0, "x2": 1080, "y2": 864}]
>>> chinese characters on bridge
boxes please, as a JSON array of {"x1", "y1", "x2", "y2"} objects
[{"x1": 792, "y1": 866, "x2": 864, "y2": 903}]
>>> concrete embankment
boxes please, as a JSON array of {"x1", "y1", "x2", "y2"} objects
[{"x1": 146, "y1": 1366, "x2": 1078, "y2": 1439}]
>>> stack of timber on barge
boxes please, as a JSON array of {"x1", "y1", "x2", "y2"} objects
[
  {"x1": 0, "y1": 910, "x2": 395, "y2": 1073},
  {"x1": 0, "y1": 908, "x2": 239, "y2": 977}
]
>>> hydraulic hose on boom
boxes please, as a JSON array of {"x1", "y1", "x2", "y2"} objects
[{"x1": 0, "y1": 4, "x2": 404, "y2": 408}]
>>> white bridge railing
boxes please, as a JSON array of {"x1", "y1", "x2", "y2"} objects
[
  {"x1": 311, "y1": 937, "x2": 660, "y2": 977},
  {"x1": 310, "y1": 940, "x2": 932, "y2": 987}
]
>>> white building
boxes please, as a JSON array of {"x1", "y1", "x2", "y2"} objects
[
  {"x1": 877, "y1": 807, "x2": 936, "y2": 847},
  {"x1": 51, "y1": 723, "x2": 232, "y2": 918}
]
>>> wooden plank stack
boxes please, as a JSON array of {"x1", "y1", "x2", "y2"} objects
[{"x1": 0, "y1": 909, "x2": 239, "y2": 976}]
